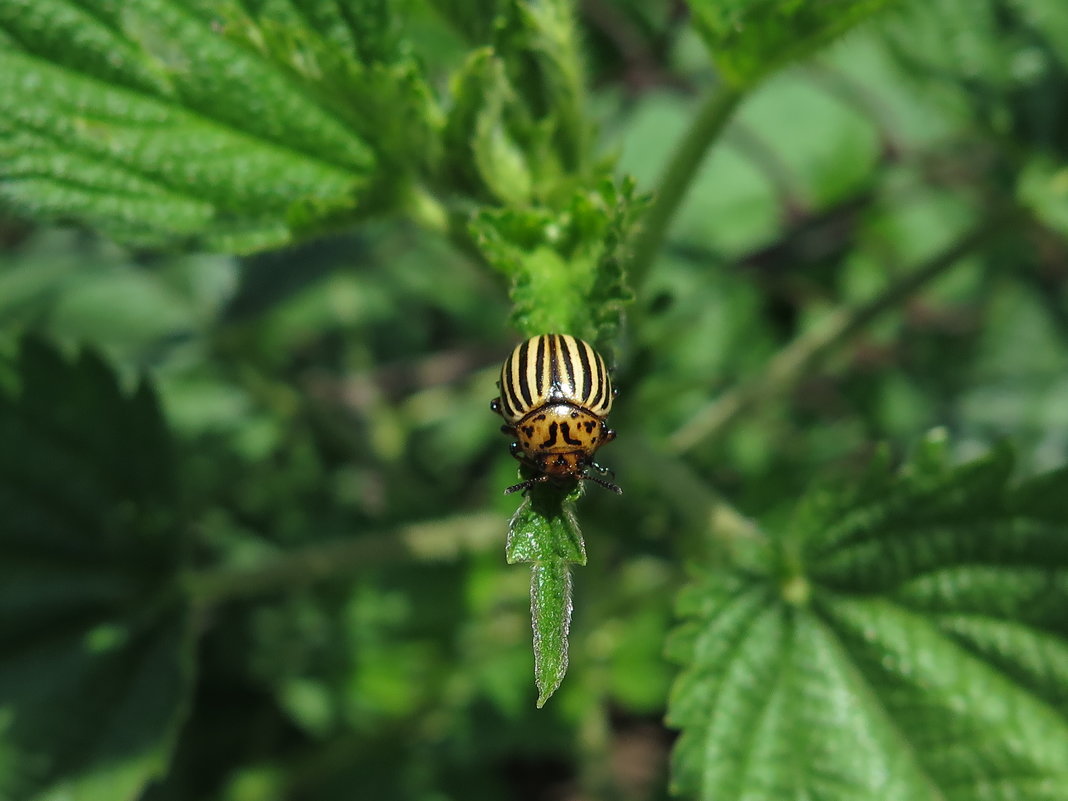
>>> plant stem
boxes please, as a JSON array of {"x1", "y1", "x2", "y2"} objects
[
  {"x1": 628, "y1": 83, "x2": 745, "y2": 289},
  {"x1": 184, "y1": 512, "x2": 501, "y2": 607},
  {"x1": 667, "y1": 211, "x2": 1021, "y2": 454}
]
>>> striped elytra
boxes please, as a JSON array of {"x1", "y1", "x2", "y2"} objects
[
  {"x1": 496, "y1": 334, "x2": 613, "y2": 424},
  {"x1": 491, "y1": 334, "x2": 620, "y2": 495}
]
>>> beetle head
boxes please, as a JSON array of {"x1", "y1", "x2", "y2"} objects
[{"x1": 504, "y1": 453, "x2": 622, "y2": 495}]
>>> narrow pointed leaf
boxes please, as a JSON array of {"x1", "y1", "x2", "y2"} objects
[
  {"x1": 507, "y1": 482, "x2": 586, "y2": 705},
  {"x1": 529, "y1": 563, "x2": 574, "y2": 707}
]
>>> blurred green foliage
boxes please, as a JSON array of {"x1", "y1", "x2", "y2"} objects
[{"x1": 2, "y1": 0, "x2": 1068, "y2": 800}]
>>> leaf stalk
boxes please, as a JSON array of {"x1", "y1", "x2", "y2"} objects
[
  {"x1": 184, "y1": 513, "x2": 500, "y2": 607},
  {"x1": 667, "y1": 209, "x2": 1023, "y2": 453},
  {"x1": 628, "y1": 83, "x2": 746, "y2": 289}
]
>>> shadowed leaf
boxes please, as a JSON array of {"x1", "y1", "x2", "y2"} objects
[{"x1": 0, "y1": 338, "x2": 192, "y2": 801}]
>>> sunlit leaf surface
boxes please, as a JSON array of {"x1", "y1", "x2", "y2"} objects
[{"x1": 668, "y1": 442, "x2": 1068, "y2": 800}]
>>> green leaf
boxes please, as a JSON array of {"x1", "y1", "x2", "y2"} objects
[
  {"x1": 439, "y1": 0, "x2": 592, "y2": 182},
  {"x1": 0, "y1": 0, "x2": 438, "y2": 252},
  {"x1": 686, "y1": 0, "x2": 903, "y2": 88},
  {"x1": 506, "y1": 481, "x2": 586, "y2": 706},
  {"x1": 505, "y1": 484, "x2": 587, "y2": 565},
  {"x1": 587, "y1": 175, "x2": 645, "y2": 349},
  {"x1": 504, "y1": 0, "x2": 590, "y2": 172},
  {"x1": 440, "y1": 0, "x2": 602, "y2": 206},
  {"x1": 425, "y1": 0, "x2": 504, "y2": 44},
  {"x1": 221, "y1": 2, "x2": 441, "y2": 177},
  {"x1": 443, "y1": 48, "x2": 534, "y2": 205},
  {"x1": 1019, "y1": 157, "x2": 1068, "y2": 237},
  {"x1": 878, "y1": 0, "x2": 1068, "y2": 149},
  {"x1": 668, "y1": 439, "x2": 1068, "y2": 800},
  {"x1": 0, "y1": 338, "x2": 192, "y2": 801},
  {"x1": 528, "y1": 562, "x2": 574, "y2": 708},
  {"x1": 471, "y1": 177, "x2": 643, "y2": 347}
]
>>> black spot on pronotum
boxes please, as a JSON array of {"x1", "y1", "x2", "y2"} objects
[
  {"x1": 560, "y1": 422, "x2": 582, "y2": 446},
  {"x1": 538, "y1": 422, "x2": 559, "y2": 449}
]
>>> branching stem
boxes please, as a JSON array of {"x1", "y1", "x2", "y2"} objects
[
  {"x1": 668, "y1": 210, "x2": 1022, "y2": 454},
  {"x1": 629, "y1": 83, "x2": 746, "y2": 289},
  {"x1": 184, "y1": 513, "x2": 500, "y2": 607}
]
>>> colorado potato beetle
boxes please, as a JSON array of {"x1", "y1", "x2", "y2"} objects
[{"x1": 491, "y1": 333, "x2": 620, "y2": 495}]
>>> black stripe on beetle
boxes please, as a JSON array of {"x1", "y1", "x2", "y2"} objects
[
  {"x1": 577, "y1": 338, "x2": 592, "y2": 403},
  {"x1": 558, "y1": 336, "x2": 576, "y2": 397},
  {"x1": 591, "y1": 345, "x2": 606, "y2": 412},
  {"x1": 516, "y1": 338, "x2": 534, "y2": 409},
  {"x1": 535, "y1": 335, "x2": 547, "y2": 401}
]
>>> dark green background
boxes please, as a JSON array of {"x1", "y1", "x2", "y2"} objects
[{"x1": 3, "y1": 1, "x2": 1068, "y2": 799}]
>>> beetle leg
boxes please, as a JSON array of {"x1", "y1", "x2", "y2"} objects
[
  {"x1": 602, "y1": 428, "x2": 617, "y2": 444},
  {"x1": 500, "y1": 423, "x2": 517, "y2": 436},
  {"x1": 508, "y1": 441, "x2": 524, "y2": 460},
  {"x1": 490, "y1": 397, "x2": 503, "y2": 415},
  {"x1": 504, "y1": 474, "x2": 549, "y2": 495},
  {"x1": 589, "y1": 460, "x2": 615, "y2": 479}
]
